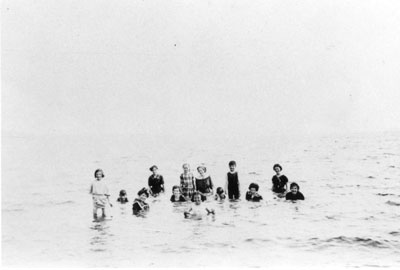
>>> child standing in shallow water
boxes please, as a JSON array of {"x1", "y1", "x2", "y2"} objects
[
  {"x1": 180, "y1": 163, "x2": 195, "y2": 201},
  {"x1": 225, "y1": 161, "x2": 240, "y2": 200},
  {"x1": 89, "y1": 169, "x2": 112, "y2": 219}
]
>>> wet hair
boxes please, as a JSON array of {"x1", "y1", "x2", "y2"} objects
[
  {"x1": 248, "y1": 183, "x2": 259, "y2": 191},
  {"x1": 197, "y1": 166, "x2": 207, "y2": 173},
  {"x1": 290, "y1": 182, "x2": 300, "y2": 190},
  {"x1": 172, "y1": 185, "x2": 181, "y2": 192},
  {"x1": 229, "y1": 160, "x2": 236, "y2": 167},
  {"x1": 216, "y1": 187, "x2": 224, "y2": 195},
  {"x1": 149, "y1": 165, "x2": 158, "y2": 172},
  {"x1": 137, "y1": 187, "x2": 149, "y2": 197},
  {"x1": 94, "y1": 169, "x2": 105, "y2": 178},
  {"x1": 273, "y1": 164, "x2": 282, "y2": 171},
  {"x1": 119, "y1": 189, "x2": 127, "y2": 196}
]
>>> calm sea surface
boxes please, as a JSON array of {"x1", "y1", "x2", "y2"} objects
[{"x1": 2, "y1": 132, "x2": 400, "y2": 268}]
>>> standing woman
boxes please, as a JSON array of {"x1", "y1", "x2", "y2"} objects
[
  {"x1": 148, "y1": 165, "x2": 165, "y2": 197},
  {"x1": 271, "y1": 164, "x2": 288, "y2": 196},
  {"x1": 195, "y1": 166, "x2": 214, "y2": 201}
]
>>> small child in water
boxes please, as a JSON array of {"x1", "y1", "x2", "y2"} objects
[
  {"x1": 225, "y1": 160, "x2": 240, "y2": 200},
  {"x1": 89, "y1": 169, "x2": 112, "y2": 219},
  {"x1": 184, "y1": 192, "x2": 215, "y2": 220},
  {"x1": 117, "y1": 190, "x2": 129, "y2": 204},
  {"x1": 245, "y1": 183, "x2": 263, "y2": 202},
  {"x1": 215, "y1": 187, "x2": 226, "y2": 201},
  {"x1": 170, "y1": 185, "x2": 187, "y2": 202},
  {"x1": 132, "y1": 188, "x2": 150, "y2": 214},
  {"x1": 285, "y1": 182, "x2": 305, "y2": 201}
]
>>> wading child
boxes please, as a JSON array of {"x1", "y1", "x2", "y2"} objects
[
  {"x1": 195, "y1": 166, "x2": 214, "y2": 201},
  {"x1": 117, "y1": 189, "x2": 129, "y2": 204},
  {"x1": 89, "y1": 169, "x2": 112, "y2": 219},
  {"x1": 148, "y1": 165, "x2": 165, "y2": 196},
  {"x1": 225, "y1": 160, "x2": 240, "y2": 200},
  {"x1": 285, "y1": 182, "x2": 305, "y2": 201},
  {"x1": 184, "y1": 192, "x2": 215, "y2": 220},
  {"x1": 246, "y1": 183, "x2": 263, "y2": 202},
  {"x1": 215, "y1": 187, "x2": 226, "y2": 201},
  {"x1": 180, "y1": 163, "x2": 195, "y2": 201},
  {"x1": 170, "y1": 185, "x2": 187, "y2": 202},
  {"x1": 271, "y1": 164, "x2": 288, "y2": 196},
  {"x1": 132, "y1": 188, "x2": 150, "y2": 214}
]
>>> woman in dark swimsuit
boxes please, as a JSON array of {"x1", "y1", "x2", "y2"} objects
[{"x1": 195, "y1": 166, "x2": 214, "y2": 201}]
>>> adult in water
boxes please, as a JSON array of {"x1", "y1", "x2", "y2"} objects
[
  {"x1": 285, "y1": 182, "x2": 305, "y2": 201},
  {"x1": 271, "y1": 163, "x2": 288, "y2": 196},
  {"x1": 195, "y1": 165, "x2": 214, "y2": 201},
  {"x1": 148, "y1": 165, "x2": 165, "y2": 196}
]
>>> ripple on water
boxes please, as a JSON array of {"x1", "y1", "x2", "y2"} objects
[
  {"x1": 386, "y1": 201, "x2": 400, "y2": 206},
  {"x1": 321, "y1": 236, "x2": 392, "y2": 249}
]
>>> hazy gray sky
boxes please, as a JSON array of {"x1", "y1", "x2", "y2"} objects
[{"x1": 3, "y1": 0, "x2": 400, "y2": 138}]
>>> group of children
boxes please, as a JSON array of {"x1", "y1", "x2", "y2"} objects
[{"x1": 89, "y1": 162, "x2": 305, "y2": 220}]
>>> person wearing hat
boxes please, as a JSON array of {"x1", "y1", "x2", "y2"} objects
[
  {"x1": 148, "y1": 165, "x2": 165, "y2": 196},
  {"x1": 132, "y1": 188, "x2": 150, "y2": 215},
  {"x1": 271, "y1": 164, "x2": 288, "y2": 196}
]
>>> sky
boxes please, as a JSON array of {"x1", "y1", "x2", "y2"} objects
[{"x1": 2, "y1": 0, "x2": 400, "y2": 139}]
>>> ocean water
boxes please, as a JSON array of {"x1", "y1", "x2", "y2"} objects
[{"x1": 2, "y1": 131, "x2": 400, "y2": 268}]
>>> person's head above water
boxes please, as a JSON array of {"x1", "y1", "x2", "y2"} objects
[
  {"x1": 197, "y1": 166, "x2": 207, "y2": 174},
  {"x1": 248, "y1": 183, "x2": 259, "y2": 191},
  {"x1": 216, "y1": 187, "x2": 224, "y2": 195},
  {"x1": 119, "y1": 189, "x2": 127, "y2": 197},
  {"x1": 149, "y1": 165, "x2": 158, "y2": 172},
  {"x1": 289, "y1": 182, "x2": 300, "y2": 194},
  {"x1": 137, "y1": 187, "x2": 149, "y2": 198},
  {"x1": 273, "y1": 164, "x2": 282, "y2": 172},
  {"x1": 193, "y1": 192, "x2": 202, "y2": 205},
  {"x1": 229, "y1": 161, "x2": 236, "y2": 172},
  {"x1": 94, "y1": 169, "x2": 105, "y2": 179}
]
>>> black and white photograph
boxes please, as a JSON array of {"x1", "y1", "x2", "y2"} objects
[{"x1": 2, "y1": 0, "x2": 400, "y2": 268}]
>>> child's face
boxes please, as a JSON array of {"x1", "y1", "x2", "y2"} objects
[
  {"x1": 139, "y1": 193, "x2": 148, "y2": 201},
  {"x1": 291, "y1": 186, "x2": 298, "y2": 194},
  {"x1": 229, "y1": 165, "x2": 236, "y2": 172},
  {"x1": 193, "y1": 195, "x2": 201, "y2": 205},
  {"x1": 250, "y1": 188, "x2": 257, "y2": 194},
  {"x1": 152, "y1": 168, "x2": 158, "y2": 175},
  {"x1": 274, "y1": 167, "x2": 281, "y2": 173},
  {"x1": 183, "y1": 165, "x2": 189, "y2": 173},
  {"x1": 173, "y1": 188, "x2": 180, "y2": 197},
  {"x1": 95, "y1": 171, "x2": 103, "y2": 179}
]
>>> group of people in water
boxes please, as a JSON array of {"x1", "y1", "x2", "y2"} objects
[{"x1": 89, "y1": 162, "x2": 305, "y2": 220}]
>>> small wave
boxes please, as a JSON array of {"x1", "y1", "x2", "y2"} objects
[
  {"x1": 389, "y1": 231, "x2": 400, "y2": 236},
  {"x1": 386, "y1": 201, "x2": 400, "y2": 206},
  {"x1": 248, "y1": 172, "x2": 259, "y2": 175},
  {"x1": 367, "y1": 176, "x2": 375, "y2": 179},
  {"x1": 55, "y1": 200, "x2": 75, "y2": 205},
  {"x1": 376, "y1": 193, "x2": 394, "y2": 196},
  {"x1": 325, "y1": 236, "x2": 390, "y2": 248},
  {"x1": 388, "y1": 165, "x2": 396, "y2": 168}
]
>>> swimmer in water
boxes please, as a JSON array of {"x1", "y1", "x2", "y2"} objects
[{"x1": 184, "y1": 192, "x2": 215, "y2": 220}]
